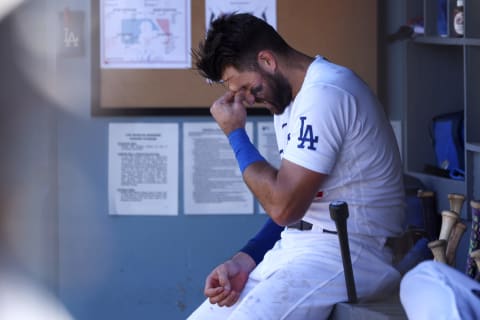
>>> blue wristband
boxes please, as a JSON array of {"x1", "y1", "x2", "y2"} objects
[{"x1": 228, "y1": 128, "x2": 266, "y2": 173}]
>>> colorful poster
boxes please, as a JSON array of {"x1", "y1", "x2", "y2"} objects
[{"x1": 101, "y1": 0, "x2": 191, "y2": 69}]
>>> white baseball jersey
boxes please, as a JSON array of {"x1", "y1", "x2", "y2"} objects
[
  {"x1": 189, "y1": 56, "x2": 405, "y2": 320},
  {"x1": 274, "y1": 56, "x2": 405, "y2": 237}
]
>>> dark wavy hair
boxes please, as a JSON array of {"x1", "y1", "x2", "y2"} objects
[{"x1": 193, "y1": 13, "x2": 291, "y2": 82}]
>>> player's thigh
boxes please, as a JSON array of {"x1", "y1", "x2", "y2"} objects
[{"x1": 228, "y1": 262, "x2": 347, "y2": 320}]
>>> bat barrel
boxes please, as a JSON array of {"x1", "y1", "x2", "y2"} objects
[
  {"x1": 446, "y1": 221, "x2": 467, "y2": 266},
  {"x1": 417, "y1": 190, "x2": 440, "y2": 241},
  {"x1": 329, "y1": 201, "x2": 357, "y2": 303},
  {"x1": 471, "y1": 249, "x2": 480, "y2": 282},
  {"x1": 466, "y1": 200, "x2": 480, "y2": 278}
]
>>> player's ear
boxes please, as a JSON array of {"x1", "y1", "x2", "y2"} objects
[{"x1": 257, "y1": 50, "x2": 277, "y2": 74}]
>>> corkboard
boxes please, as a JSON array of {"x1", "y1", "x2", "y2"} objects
[{"x1": 92, "y1": 0, "x2": 377, "y2": 115}]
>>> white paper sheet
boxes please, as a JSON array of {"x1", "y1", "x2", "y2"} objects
[
  {"x1": 257, "y1": 121, "x2": 280, "y2": 169},
  {"x1": 108, "y1": 123, "x2": 179, "y2": 215},
  {"x1": 183, "y1": 122, "x2": 254, "y2": 215},
  {"x1": 205, "y1": 0, "x2": 277, "y2": 31},
  {"x1": 257, "y1": 121, "x2": 279, "y2": 214},
  {"x1": 100, "y1": 0, "x2": 191, "y2": 69}
]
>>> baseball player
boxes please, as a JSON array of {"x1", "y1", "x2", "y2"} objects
[
  {"x1": 188, "y1": 13, "x2": 405, "y2": 320},
  {"x1": 400, "y1": 261, "x2": 480, "y2": 319}
]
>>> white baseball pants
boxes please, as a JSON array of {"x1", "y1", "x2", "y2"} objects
[{"x1": 187, "y1": 228, "x2": 400, "y2": 320}]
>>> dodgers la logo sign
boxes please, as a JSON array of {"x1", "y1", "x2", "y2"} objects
[{"x1": 297, "y1": 116, "x2": 318, "y2": 150}]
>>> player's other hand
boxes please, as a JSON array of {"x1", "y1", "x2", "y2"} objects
[
  {"x1": 210, "y1": 90, "x2": 251, "y2": 136},
  {"x1": 203, "y1": 252, "x2": 256, "y2": 307}
]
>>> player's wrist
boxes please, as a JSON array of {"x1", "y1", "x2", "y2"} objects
[
  {"x1": 231, "y1": 252, "x2": 256, "y2": 272},
  {"x1": 228, "y1": 128, "x2": 266, "y2": 173}
]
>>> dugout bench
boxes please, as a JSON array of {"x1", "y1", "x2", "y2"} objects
[{"x1": 329, "y1": 293, "x2": 407, "y2": 320}]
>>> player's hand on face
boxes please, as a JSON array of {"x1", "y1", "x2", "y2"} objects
[
  {"x1": 210, "y1": 90, "x2": 251, "y2": 136},
  {"x1": 204, "y1": 259, "x2": 249, "y2": 307}
]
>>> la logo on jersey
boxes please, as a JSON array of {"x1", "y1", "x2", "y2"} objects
[{"x1": 297, "y1": 116, "x2": 318, "y2": 150}]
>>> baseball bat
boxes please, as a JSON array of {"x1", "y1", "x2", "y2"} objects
[
  {"x1": 470, "y1": 249, "x2": 480, "y2": 282},
  {"x1": 428, "y1": 239, "x2": 447, "y2": 264},
  {"x1": 448, "y1": 193, "x2": 465, "y2": 215},
  {"x1": 466, "y1": 200, "x2": 480, "y2": 278},
  {"x1": 438, "y1": 210, "x2": 459, "y2": 241},
  {"x1": 445, "y1": 220, "x2": 467, "y2": 266},
  {"x1": 417, "y1": 190, "x2": 440, "y2": 241},
  {"x1": 329, "y1": 201, "x2": 357, "y2": 303}
]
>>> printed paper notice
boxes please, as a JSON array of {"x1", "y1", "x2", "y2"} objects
[
  {"x1": 205, "y1": 0, "x2": 277, "y2": 31},
  {"x1": 100, "y1": 0, "x2": 191, "y2": 69},
  {"x1": 183, "y1": 122, "x2": 254, "y2": 215},
  {"x1": 257, "y1": 121, "x2": 280, "y2": 169},
  {"x1": 257, "y1": 121, "x2": 280, "y2": 214},
  {"x1": 109, "y1": 123, "x2": 179, "y2": 215}
]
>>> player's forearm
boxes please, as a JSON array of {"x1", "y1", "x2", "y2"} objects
[
  {"x1": 242, "y1": 161, "x2": 306, "y2": 226},
  {"x1": 227, "y1": 127, "x2": 297, "y2": 224},
  {"x1": 227, "y1": 127, "x2": 316, "y2": 225}
]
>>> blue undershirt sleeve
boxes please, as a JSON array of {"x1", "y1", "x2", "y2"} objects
[{"x1": 239, "y1": 217, "x2": 284, "y2": 265}]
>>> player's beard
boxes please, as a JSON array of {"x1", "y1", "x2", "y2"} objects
[{"x1": 256, "y1": 69, "x2": 293, "y2": 115}]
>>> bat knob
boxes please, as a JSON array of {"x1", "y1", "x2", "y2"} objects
[{"x1": 329, "y1": 200, "x2": 349, "y2": 221}]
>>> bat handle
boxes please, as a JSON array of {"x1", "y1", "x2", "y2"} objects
[{"x1": 329, "y1": 201, "x2": 358, "y2": 303}]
